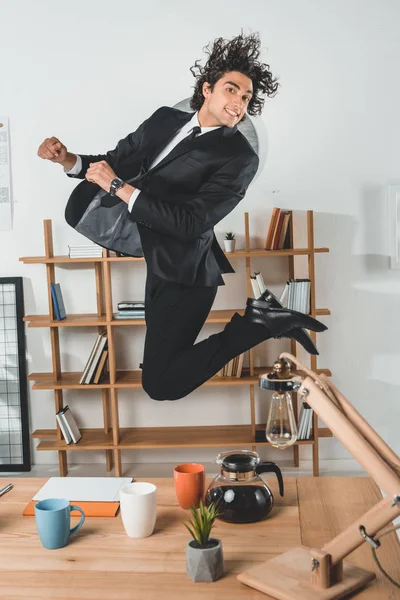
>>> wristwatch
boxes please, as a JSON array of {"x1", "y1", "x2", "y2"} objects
[{"x1": 109, "y1": 177, "x2": 125, "y2": 196}]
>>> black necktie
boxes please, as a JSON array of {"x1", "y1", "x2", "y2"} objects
[{"x1": 187, "y1": 125, "x2": 201, "y2": 140}]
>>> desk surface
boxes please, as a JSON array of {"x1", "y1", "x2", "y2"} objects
[{"x1": 0, "y1": 477, "x2": 399, "y2": 600}]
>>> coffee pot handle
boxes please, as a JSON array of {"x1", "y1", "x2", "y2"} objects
[{"x1": 255, "y1": 462, "x2": 284, "y2": 496}]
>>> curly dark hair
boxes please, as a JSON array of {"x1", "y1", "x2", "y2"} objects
[{"x1": 189, "y1": 32, "x2": 279, "y2": 116}]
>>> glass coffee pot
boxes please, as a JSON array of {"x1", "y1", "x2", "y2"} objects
[{"x1": 205, "y1": 450, "x2": 284, "y2": 524}]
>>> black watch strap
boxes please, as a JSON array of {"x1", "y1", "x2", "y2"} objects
[{"x1": 110, "y1": 178, "x2": 125, "y2": 196}]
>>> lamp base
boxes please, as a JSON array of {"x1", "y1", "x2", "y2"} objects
[{"x1": 237, "y1": 547, "x2": 375, "y2": 600}]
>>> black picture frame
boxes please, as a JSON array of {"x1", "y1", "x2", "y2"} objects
[{"x1": 0, "y1": 277, "x2": 31, "y2": 472}]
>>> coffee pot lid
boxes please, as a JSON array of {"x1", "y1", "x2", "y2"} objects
[{"x1": 216, "y1": 450, "x2": 260, "y2": 473}]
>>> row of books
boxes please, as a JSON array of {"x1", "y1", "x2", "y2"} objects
[
  {"x1": 280, "y1": 279, "x2": 311, "y2": 313},
  {"x1": 50, "y1": 283, "x2": 66, "y2": 320},
  {"x1": 216, "y1": 353, "x2": 245, "y2": 378},
  {"x1": 264, "y1": 208, "x2": 291, "y2": 250},
  {"x1": 113, "y1": 300, "x2": 145, "y2": 320},
  {"x1": 68, "y1": 244, "x2": 103, "y2": 258},
  {"x1": 297, "y1": 402, "x2": 314, "y2": 440},
  {"x1": 79, "y1": 331, "x2": 108, "y2": 384},
  {"x1": 249, "y1": 272, "x2": 311, "y2": 314},
  {"x1": 55, "y1": 405, "x2": 82, "y2": 444}
]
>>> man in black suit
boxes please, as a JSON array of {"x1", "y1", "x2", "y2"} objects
[{"x1": 38, "y1": 33, "x2": 327, "y2": 401}]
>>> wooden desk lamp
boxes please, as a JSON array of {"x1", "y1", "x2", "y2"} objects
[{"x1": 237, "y1": 352, "x2": 400, "y2": 600}]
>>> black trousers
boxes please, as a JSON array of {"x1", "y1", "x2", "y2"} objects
[{"x1": 141, "y1": 271, "x2": 272, "y2": 401}]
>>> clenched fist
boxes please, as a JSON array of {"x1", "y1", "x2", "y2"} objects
[{"x1": 37, "y1": 137, "x2": 68, "y2": 164}]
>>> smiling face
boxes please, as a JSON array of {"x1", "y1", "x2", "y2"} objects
[{"x1": 198, "y1": 71, "x2": 253, "y2": 128}]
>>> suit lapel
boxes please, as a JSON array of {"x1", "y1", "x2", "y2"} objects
[
  {"x1": 143, "y1": 109, "x2": 238, "y2": 173},
  {"x1": 142, "y1": 110, "x2": 193, "y2": 171}
]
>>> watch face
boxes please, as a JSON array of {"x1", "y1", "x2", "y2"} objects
[{"x1": 112, "y1": 178, "x2": 122, "y2": 187}]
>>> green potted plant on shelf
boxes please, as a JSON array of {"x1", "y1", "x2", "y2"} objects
[
  {"x1": 184, "y1": 500, "x2": 224, "y2": 582},
  {"x1": 223, "y1": 231, "x2": 236, "y2": 253}
]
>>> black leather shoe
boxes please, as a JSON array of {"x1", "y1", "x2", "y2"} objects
[
  {"x1": 282, "y1": 327, "x2": 319, "y2": 355},
  {"x1": 244, "y1": 297, "x2": 327, "y2": 355},
  {"x1": 254, "y1": 289, "x2": 325, "y2": 355}
]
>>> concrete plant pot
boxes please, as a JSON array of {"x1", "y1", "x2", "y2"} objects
[
  {"x1": 223, "y1": 239, "x2": 236, "y2": 252},
  {"x1": 186, "y1": 538, "x2": 224, "y2": 582}
]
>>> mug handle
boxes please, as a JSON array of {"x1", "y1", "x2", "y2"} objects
[{"x1": 69, "y1": 505, "x2": 85, "y2": 536}]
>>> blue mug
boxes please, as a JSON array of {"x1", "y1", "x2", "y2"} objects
[{"x1": 34, "y1": 498, "x2": 85, "y2": 549}]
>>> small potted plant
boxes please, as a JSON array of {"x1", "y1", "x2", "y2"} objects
[
  {"x1": 184, "y1": 500, "x2": 224, "y2": 582},
  {"x1": 224, "y1": 232, "x2": 236, "y2": 252}
]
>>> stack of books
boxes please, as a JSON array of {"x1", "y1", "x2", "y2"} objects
[
  {"x1": 55, "y1": 405, "x2": 82, "y2": 444},
  {"x1": 68, "y1": 244, "x2": 103, "y2": 258},
  {"x1": 264, "y1": 208, "x2": 291, "y2": 250},
  {"x1": 297, "y1": 402, "x2": 313, "y2": 440},
  {"x1": 113, "y1": 300, "x2": 145, "y2": 320},
  {"x1": 50, "y1": 283, "x2": 66, "y2": 320},
  {"x1": 79, "y1": 331, "x2": 108, "y2": 384},
  {"x1": 280, "y1": 279, "x2": 311, "y2": 313},
  {"x1": 216, "y1": 353, "x2": 245, "y2": 378}
]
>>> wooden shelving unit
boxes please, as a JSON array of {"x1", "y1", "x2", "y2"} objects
[{"x1": 21, "y1": 211, "x2": 332, "y2": 477}]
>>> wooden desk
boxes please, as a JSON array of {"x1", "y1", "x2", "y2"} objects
[{"x1": 0, "y1": 477, "x2": 399, "y2": 599}]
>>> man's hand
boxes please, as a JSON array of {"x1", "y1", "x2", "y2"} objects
[
  {"x1": 85, "y1": 160, "x2": 117, "y2": 192},
  {"x1": 37, "y1": 137, "x2": 68, "y2": 164}
]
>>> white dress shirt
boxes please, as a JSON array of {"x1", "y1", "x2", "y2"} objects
[{"x1": 65, "y1": 112, "x2": 221, "y2": 212}]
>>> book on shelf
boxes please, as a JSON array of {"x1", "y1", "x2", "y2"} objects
[
  {"x1": 61, "y1": 405, "x2": 82, "y2": 443},
  {"x1": 264, "y1": 207, "x2": 280, "y2": 249},
  {"x1": 297, "y1": 402, "x2": 313, "y2": 440},
  {"x1": 93, "y1": 349, "x2": 108, "y2": 384},
  {"x1": 249, "y1": 271, "x2": 267, "y2": 299},
  {"x1": 113, "y1": 311, "x2": 146, "y2": 320},
  {"x1": 217, "y1": 352, "x2": 245, "y2": 378},
  {"x1": 264, "y1": 208, "x2": 291, "y2": 250},
  {"x1": 280, "y1": 279, "x2": 311, "y2": 313},
  {"x1": 68, "y1": 244, "x2": 103, "y2": 258},
  {"x1": 254, "y1": 271, "x2": 266, "y2": 295},
  {"x1": 50, "y1": 283, "x2": 66, "y2": 320},
  {"x1": 117, "y1": 301, "x2": 145, "y2": 311},
  {"x1": 56, "y1": 408, "x2": 72, "y2": 444},
  {"x1": 79, "y1": 330, "x2": 108, "y2": 384}
]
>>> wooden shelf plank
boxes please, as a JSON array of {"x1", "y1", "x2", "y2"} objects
[
  {"x1": 28, "y1": 366, "x2": 332, "y2": 390},
  {"x1": 24, "y1": 314, "x2": 108, "y2": 327},
  {"x1": 19, "y1": 247, "x2": 330, "y2": 265},
  {"x1": 35, "y1": 429, "x2": 114, "y2": 450},
  {"x1": 32, "y1": 425, "x2": 332, "y2": 449},
  {"x1": 24, "y1": 308, "x2": 330, "y2": 328}
]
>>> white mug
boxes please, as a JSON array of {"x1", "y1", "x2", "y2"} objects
[{"x1": 119, "y1": 482, "x2": 157, "y2": 538}]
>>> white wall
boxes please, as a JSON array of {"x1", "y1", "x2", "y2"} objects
[{"x1": 1, "y1": 0, "x2": 399, "y2": 468}]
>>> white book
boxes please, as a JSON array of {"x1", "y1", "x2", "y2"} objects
[
  {"x1": 68, "y1": 244, "x2": 102, "y2": 250},
  {"x1": 300, "y1": 279, "x2": 306, "y2": 313},
  {"x1": 299, "y1": 403, "x2": 311, "y2": 439},
  {"x1": 69, "y1": 253, "x2": 103, "y2": 258},
  {"x1": 287, "y1": 280, "x2": 293, "y2": 310},
  {"x1": 255, "y1": 272, "x2": 266, "y2": 295},
  {"x1": 279, "y1": 282, "x2": 289, "y2": 306},
  {"x1": 305, "y1": 280, "x2": 311, "y2": 314},
  {"x1": 295, "y1": 281, "x2": 301, "y2": 312},
  {"x1": 56, "y1": 410, "x2": 72, "y2": 444},
  {"x1": 250, "y1": 276, "x2": 261, "y2": 299},
  {"x1": 306, "y1": 408, "x2": 314, "y2": 439},
  {"x1": 297, "y1": 404, "x2": 305, "y2": 440},
  {"x1": 62, "y1": 406, "x2": 82, "y2": 443}
]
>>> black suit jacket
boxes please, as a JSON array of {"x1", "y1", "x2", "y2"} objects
[{"x1": 67, "y1": 106, "x2": 259, "y2": 286}]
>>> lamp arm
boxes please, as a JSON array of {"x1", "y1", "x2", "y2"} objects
[
  {"x1": 319, "y1": 373, "x2": 400, "y2": 476},
  {"x1": 322, "y1": 495, "x2": 399, "y2": 566},
  {"x1": 301, "y1": 376, "x2": 399, "y2": 497}
]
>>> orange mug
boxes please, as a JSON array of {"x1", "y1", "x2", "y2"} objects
[{"x1": 173, "y1": 463, "x2": 205, "y2": 509}]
